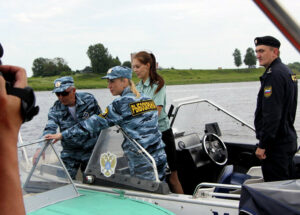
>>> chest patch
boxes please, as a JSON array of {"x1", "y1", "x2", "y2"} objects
[
  {"x1": 99, "y1": 107, "x2": 109, "y2": 118},
  {"x1": 129, "y1": 100, "x2": 157, "y2": 116},
  {"x1": 291, "y1": 74, "x2": 297, "y2": 82},
  {"x1": 264, "y1": 86, "x2": 272, "y2": 98},
  {"x1": 82, "y1": 111, "x2": 90, "y2": 119}
]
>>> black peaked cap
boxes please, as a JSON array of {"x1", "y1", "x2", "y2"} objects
[{"x1": 254, "y1": 36, "x2": 281, "y2": 48}]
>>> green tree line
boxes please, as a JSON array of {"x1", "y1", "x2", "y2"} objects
[
  {"x1": 31, "y1": 43, "x2": 300, "y2": 77},
  {"x1": 32, "y1": 43, "x2": 132, "y2": 77},
  {"x1": 232, "y1": 47, "x2": 257, "y2": 68}
]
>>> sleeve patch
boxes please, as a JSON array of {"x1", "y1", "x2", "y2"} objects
[
  {"x1": 264, "y1": 86, "x2": 272, "y2": 98},
  {"x1": 129, "y1": 100, "x2": 157, "y2": 116},
  {"x1": 291, "y1": 74, "x2": 297, "y2": 82},
  {"x1": 99, "y1": 107, "x2": 109, "y2": 118}
]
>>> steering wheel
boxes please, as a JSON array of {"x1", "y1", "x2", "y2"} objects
[{"x1": 202, "y1": 133, "x2": 228, "y2": 165}]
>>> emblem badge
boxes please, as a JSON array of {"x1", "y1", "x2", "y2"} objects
[
  {"x1": 291, "y1": 74, "x2": 297, "y2": 82},
  {"x1": 100, "y1": 152, "x2": 117, "y2": 177},
  {"x1": 99, "y1": 107, "x2": 109, "y2": 118},
  {"x1": 264, "y1": 86, "x2": 272, "y2": 98},
  {"x1": 83, "y1": 112, "x2": 89, "y2": 119},
  {"x1": 255, "y1": 39, "x2": 257, "y2": 45},
  {"x1": 55, "y1": 81, "x2": 61, "y2": 88}
]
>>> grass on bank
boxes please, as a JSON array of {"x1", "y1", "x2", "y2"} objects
[{"x1": 28, "y1": 67, "x2": 300, "y2": 91}]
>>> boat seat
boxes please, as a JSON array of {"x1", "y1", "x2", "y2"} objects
[
  {"x1": 215, "y1": 165, "x2": 253, "y2": 193},
  {"x1": 230, "y1": 172, "x2": 251, "y2": 185},
  {"x1": 217, "y1": 165, "x2": 233, "y2": 184},
  {"x1": 214, "y1": 165, "x2": 234, "y2": 193}
]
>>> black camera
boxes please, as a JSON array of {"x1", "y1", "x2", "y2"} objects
[{"x1": 0, "y1": 43, "x2": 39, "y2": 123}]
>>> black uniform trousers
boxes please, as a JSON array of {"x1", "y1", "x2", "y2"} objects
[{"x1": 262, "y1": 142, "x2": 297, "y2": 182}]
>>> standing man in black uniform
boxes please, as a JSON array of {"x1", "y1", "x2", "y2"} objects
[{"x1": 254, "y1": 36, "x2": 298, "y2": 182}]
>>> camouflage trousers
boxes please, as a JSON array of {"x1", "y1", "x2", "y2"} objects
[{"x1": 60, "y1": 150, "x2": 92, "y2": 179}]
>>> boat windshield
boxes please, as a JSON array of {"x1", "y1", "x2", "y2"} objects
[
  {"x1": 170, "y1": 98, "x2": 257, "y2": 144},
  {"x1": 18, "y1": 140, "x2": 79, "y2": 213},
  {"x1": 85, "y1": 126, "x2": 170, "y2": 194}
]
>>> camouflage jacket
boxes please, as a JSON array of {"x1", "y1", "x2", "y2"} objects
[
  {"x1": 43, "y1": 92, "x2": 101, "y2": 151},
  {"x1": 62, "y1": 87, "x2": 166, "y2": 180}
]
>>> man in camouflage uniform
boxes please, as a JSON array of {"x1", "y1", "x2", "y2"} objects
[
  {"x1": 35, "y1": 76, "x2": 101, "y2": 179},
  {"x1": 47, "y1": 67, "x2": 167, "y2": 181}
]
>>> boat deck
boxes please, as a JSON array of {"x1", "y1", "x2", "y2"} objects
[{"x1": 28, "y1": 188, "x2": 174, "y2": 215}]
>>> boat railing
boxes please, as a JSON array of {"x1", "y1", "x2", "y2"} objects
[
  {"x1": 18, "y1": 133, "x2": 30, "y2": 167},
  {"x1": 170, "y1": 98, "x2": 255, "y2": 132},
  {"x1": 193, "y1": 182, "x2": 241, "y2": 200}
]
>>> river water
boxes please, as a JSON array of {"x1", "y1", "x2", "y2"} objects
[{"x1": 20, "y1": 81, "x2": 300, "y2": 145}]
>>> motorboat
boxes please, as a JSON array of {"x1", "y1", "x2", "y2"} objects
[{"x1": 20, "y1": 97, "x2": 300, "y2": 215}]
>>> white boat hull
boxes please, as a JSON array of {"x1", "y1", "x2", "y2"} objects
[{"x1": 76, "y1": 183, "x2": 239, "y2": 215}]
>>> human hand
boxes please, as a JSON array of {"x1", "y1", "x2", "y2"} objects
[
  {"x1": 44, "y1": 133, "x2": 62, "y2": 144},
  {"x1": 0, "y1": 65, "x2": 27, "y2": 88},
  {"x1": 255, "y1": 147, "x2": 266, "y2": 160},
  {"x1": 32, "y1": 148, "x2": 45, "y2": 164},
  {"x1": 0, "y1": 65, "x2": 27, "y2": 133}
]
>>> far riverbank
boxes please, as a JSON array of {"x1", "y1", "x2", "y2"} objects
[{"x1": 28, "y1": 67, "x2": 299, "y2": 91}]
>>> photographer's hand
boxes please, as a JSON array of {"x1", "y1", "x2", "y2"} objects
[
  {"x1": 0, "y1": 65, "x2": 27, "y2": 132},
  {"x1": 0, "y1": 65, "x2": 26, "y2": 215},
  {"x1": 0, "y1": 65, "x2": 27, "y2": 87}
]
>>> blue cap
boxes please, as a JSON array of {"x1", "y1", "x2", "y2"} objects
[
  {"x1": 53, "y1": 76, "x2": 74, "y2": 93},
  {"x1": 102, "y1": 66, "x2": 132, "y2": 80}
]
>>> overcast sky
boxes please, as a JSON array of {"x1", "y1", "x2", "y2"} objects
[{"x1": 1, "y1": 0, "x2": 299, "y2": 77}]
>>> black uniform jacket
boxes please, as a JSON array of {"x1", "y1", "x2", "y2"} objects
[{"x1": 254, "y1": 58, "x2": 298, "y2": 153}]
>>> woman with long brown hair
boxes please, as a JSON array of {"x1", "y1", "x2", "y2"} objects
[{"x1": 133, "y1": 51, "x2": 184, "y2": 194}]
